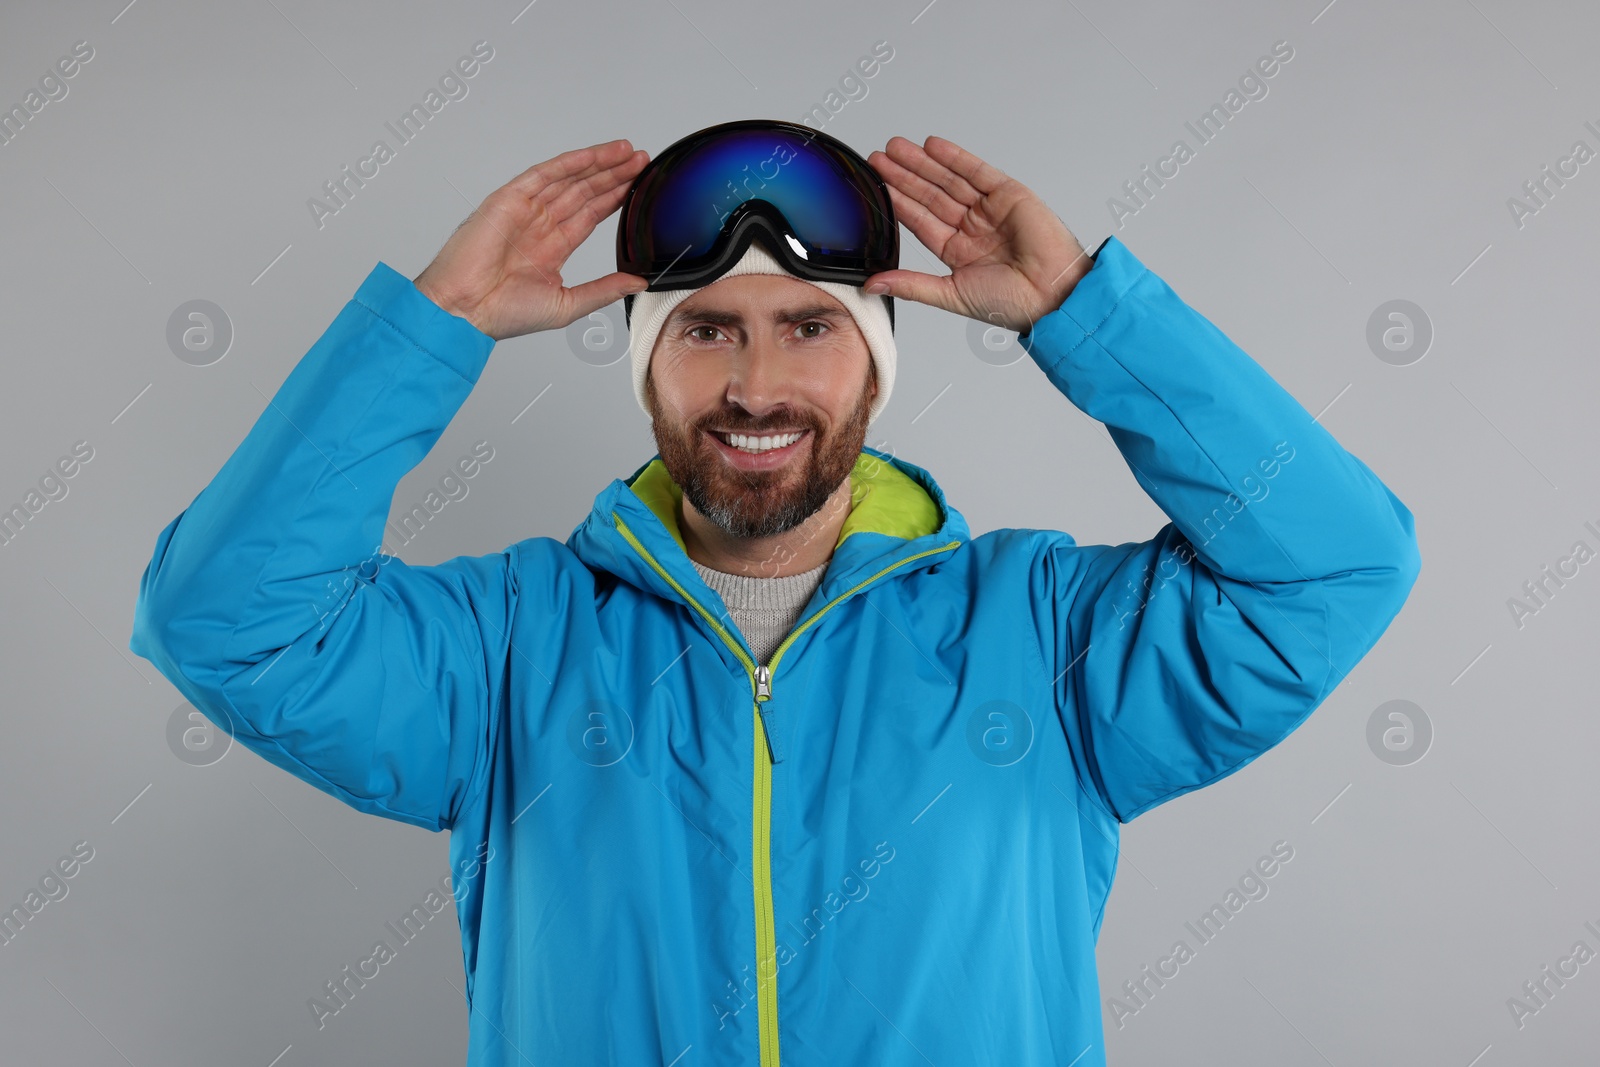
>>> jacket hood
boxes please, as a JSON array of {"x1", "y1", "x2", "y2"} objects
[{"x1": 566, "y1": 445, "x2": 970, "y2": 653}]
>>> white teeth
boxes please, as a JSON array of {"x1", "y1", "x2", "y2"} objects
[{"x1": 721, "y1": 430, "x2": 802, "y2": 454}]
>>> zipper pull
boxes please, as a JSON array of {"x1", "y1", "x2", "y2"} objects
[{"x1": 755, "y1": 663, "x2": 771, "y2": 699}]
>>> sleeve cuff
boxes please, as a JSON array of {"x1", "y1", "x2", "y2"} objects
[
  {"x1": 1016, "y1": 235, "x2": 1149, "y2": 375},
  {"x1": 353, "y1": 261, "x2": 497, "y2": 383}
]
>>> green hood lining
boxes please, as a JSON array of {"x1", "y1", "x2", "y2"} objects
[{"x1": 626, "y1": 451, "x2": 942, "y2": 555}]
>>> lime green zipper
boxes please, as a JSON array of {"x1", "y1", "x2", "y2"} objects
[{"x1": 613, "y1": 512, "x2": 959, "y2": 1067}]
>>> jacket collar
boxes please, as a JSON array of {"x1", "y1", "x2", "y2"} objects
[{"x1": 566, "y1": 445, "x2": 969, "y2": 639}]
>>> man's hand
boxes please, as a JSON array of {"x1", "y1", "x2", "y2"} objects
[
  {"x1": 413, "y1": 139, "x2": 652, "y2": 341},
  {"x1": 865, "y1": 135, "x2": 1092, "y2": 334}
]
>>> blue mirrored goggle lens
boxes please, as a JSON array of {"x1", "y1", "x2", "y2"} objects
[{"x1": 640, "y1": 130, "x2": 876, "y2": 261}]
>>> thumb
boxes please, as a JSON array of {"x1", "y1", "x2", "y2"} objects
[
  {"x1": 865, "y1": 269, "x2": 956, "y2": 314},
  {"x1": 563, "y1": 272, "x2": 650, "y2": 324}
]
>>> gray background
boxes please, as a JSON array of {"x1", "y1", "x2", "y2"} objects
[{"x1": 1, "y1": 0, "x2": 1595, "y2": 1063}]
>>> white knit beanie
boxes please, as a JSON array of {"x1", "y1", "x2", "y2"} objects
[{"x1": 628, "y1": 241, "x2": 896, "y2": 425}]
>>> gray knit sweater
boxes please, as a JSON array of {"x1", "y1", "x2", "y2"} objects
[{"x1": 690, "y1": 557, "x2": 830, "y2": 666}]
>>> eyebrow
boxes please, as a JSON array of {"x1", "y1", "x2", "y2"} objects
[{"x1": 668, "y1": 303, "x2": 846, "y2": 328}]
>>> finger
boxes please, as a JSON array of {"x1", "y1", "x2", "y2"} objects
[
  {"x1": 528, "y1": 139, "x2": 637, "y2": 187},
  {"x1": 885, "y1": 183, "x2": 955, "y2": 260},
  {"x1": 863, "y1": 268, "x2": 958, "y2": 314},
  {"x1": 922, "y1": 134, "x2": 1013, "y2": 197},
  {"x1": 870, "y1": 149, "x2": 967, "y2": 230},
  {"x1": 505, "y1": 143, "x2": 624, "y2": 199},
  {"x1": 561, "y1": 271, "x2": 650, "y2": 324},
  {"x1": 505, "y1": 167, "x2": 638, "y2": 288},
  {"x1": 531, "y1": 148, "x2": 647, "y2": 218},
  {"x1": 554, "y1": 170, "x2": 637, "y2": 247},
  {"x1": 507, "y1": 139, "x2": 637, "y2": 200},
  {"x1": 884, "y1": 135, "x2": 982, "y2": 209},
  {"x1": 543, "y1": 150, "x2": 647, "y2": 226}
]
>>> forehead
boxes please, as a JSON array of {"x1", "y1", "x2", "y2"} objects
[{"x1": 669, "y1": 274, "x2": 849, "y2": 322}]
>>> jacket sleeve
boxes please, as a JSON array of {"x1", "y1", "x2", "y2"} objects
[
  {"x1": 1018, "y1": 236, "x2": 1421, "y2": 824},
  {"x1": 129, "y1": 263, "x2": 514, "y2": 833}
]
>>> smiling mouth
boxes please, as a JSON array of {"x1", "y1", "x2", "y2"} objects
[{"x1": 708, "y1": 428, "x2": 810, "y2": 455}]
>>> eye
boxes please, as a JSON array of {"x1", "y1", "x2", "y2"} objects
[
  {"x1": 686, "y1": 325, "x2": 726, "y2": 343},
  {"x1": 796, "y1": 320, "x2": 830, "y2": 338}
]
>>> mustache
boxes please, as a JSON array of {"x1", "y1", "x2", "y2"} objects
[{"x1": 698, "y1": 413, "x2": 816, "y2": 435}]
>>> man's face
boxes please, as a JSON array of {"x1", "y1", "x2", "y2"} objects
[{"x1": 644, "y1": 272, "x2": 877, "y2": 541}]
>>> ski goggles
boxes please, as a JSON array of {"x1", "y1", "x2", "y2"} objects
[{"x1": 616, "y1": 118, "x2": 898, "y2": 326}]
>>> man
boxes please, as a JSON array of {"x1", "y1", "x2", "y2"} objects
[{"x1": 131, "y1": 123, "x2": 1421, "y2": 1066}]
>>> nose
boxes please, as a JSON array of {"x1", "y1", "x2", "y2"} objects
[{"x1": 723, "y1": 333, "x2": 791, "y2": 420}]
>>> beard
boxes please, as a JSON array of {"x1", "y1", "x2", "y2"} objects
[{"x1": 645, "y1": 365, "x2": 875, "y2": 541}]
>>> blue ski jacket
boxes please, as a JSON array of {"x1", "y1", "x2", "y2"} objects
[{"x1": 130, "y1": 235, "x2": 1420, "y2": 1066}]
